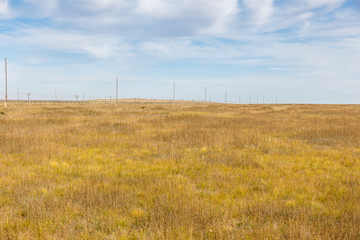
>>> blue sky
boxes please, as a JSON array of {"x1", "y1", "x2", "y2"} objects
[{"x1": 0, "y1": 0, "x2": 360, "y2": 103}]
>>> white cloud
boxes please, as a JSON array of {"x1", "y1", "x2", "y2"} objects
[
  {"x1": 2, "y1": 0, "x2": 357, "y2": 60},
  {"x1": 243, "y1": 0, "x2": 274, "y2": 25},
  {"x1": 1, "y1": 0, "x2": 350, "y2": 38},
  {"x1": 135, "y1": 0, "x2": 178, "y2": 18},
  {"x1": 304, "y1": 0, "x2": 344, "y2": 9},
  {"x1": 0, "y1": 0, "x2": 9, "y2": 16},
  {"x1": 197, "y1": 0, "x2": 239, "y2": 34},
  {"x1": 2, "y1": 0, "x2": 240, "y2": 36},
  {"x1": 14, "y1": 28, "x2": 130, "y2": 58}
]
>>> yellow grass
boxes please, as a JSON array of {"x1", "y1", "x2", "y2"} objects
[{"x1": 0, "y1": 103, "x2": 359, "y2": 239}]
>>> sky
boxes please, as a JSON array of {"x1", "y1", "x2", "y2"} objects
[{"x1": 0, "y1": 0, "x2": 360, "y2": 103}]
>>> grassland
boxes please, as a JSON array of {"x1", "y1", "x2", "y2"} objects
[{"x1": 0, "y1": 103, "x2": 359, "y2": 239}]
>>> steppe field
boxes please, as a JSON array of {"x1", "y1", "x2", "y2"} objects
[{"x1": 0, "y1": 103, "x2": 359, "y2": 240}]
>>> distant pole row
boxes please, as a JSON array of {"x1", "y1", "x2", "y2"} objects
[
  {"x1": 2, "y1": 67, "x2": 279, "y2": 105},
  {"x1": 170, "y1": 83, "x2": 278, "y2": 104}
]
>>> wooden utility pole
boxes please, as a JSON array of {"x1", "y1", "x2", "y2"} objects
[
  {"x1": 172, "y1": 82, "x2": 175, "y2": 105},
  {"x1": 204, "y1": 87, "x2": 207, "y2": 103},
  {"x1": 5, "y1": 58, "x2": 7, "y2": 108},
  {"x1": 27, "y1": 93, "x2": 31, "y2": 104},
  {"x1": 116, "y1": 77, "x2": 118, "y2": 106}
]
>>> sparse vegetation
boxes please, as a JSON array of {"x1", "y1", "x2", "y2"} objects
[{"x1": 0, "y1": 103, "x2": 359, "y2": 239}]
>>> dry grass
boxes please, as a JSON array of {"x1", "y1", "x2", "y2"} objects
[{"x1": 0, "y1": 103, "x2": 359, "y2": 239}]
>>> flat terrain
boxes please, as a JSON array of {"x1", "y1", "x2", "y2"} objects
[{"x1": 0, "y1": 103, "x2": 359, "y2": 239}]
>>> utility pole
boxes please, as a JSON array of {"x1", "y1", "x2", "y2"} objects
[
  {"x1": 172, "y1": 82, "x2": 175, "y2": 105},
  {"x1": 5, "y1": 58, "x2": 7, "y2": 108},
  {"x1": 225, "y1": 91, "x2": 227, "y2": 103},
  {"x1": 116, "y1": 77, "x2": 118, "y2": 106},
  {"x1": 27, "y1": 93, "x2": 31, "y2": 104},
  {"x1": 204, "y1": 87, "x2": 207, "y2": 103}
]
